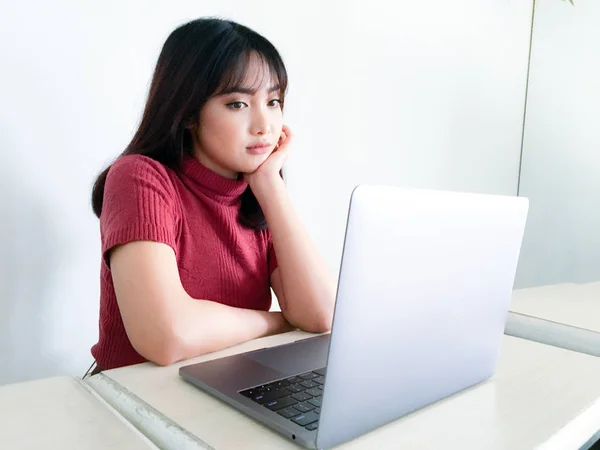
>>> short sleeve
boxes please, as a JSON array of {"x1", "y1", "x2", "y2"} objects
[
  {"x1": 100, "y1": 155, "x2": 179, "y2": 267},
  {"x1": 267, "y1": 231, "x2": 278, "y2": 276}
]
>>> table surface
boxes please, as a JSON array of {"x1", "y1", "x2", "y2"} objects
[
  {"x1": 510, "y1": 282, "x2": 600, "y2": 332},
  {"x1": 90, "y1": 330, "x2": 600, "y2": 450},
  {"x1": 0, "y1": 376, "x2": 156, "y2": 450}
]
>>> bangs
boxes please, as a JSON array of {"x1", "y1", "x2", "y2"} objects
[{"x1": 212, "y1": 49, "x2": 288, "y2": 101}]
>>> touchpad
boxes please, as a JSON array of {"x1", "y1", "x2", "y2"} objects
[{"x1": 247, "y1": 334, "x2": 330, "y2": 375}]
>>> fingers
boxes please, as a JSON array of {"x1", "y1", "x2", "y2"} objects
[
  {"x1": 277, "y1": 125, "x2": 292, "y2": 150},
  {"x1": 270, "y1": 128, "x2": 291, "y2": 166},
  {"x1": 281, "y1": 125, "x2": 292, "y2": 141}
]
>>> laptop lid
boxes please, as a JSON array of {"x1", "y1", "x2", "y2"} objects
[{"x1": 316, "y1": 185, "x2": 528, "y2": 449}]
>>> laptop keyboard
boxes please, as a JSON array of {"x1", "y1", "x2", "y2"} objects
[{"x1": 239, "y1": 368, "x2": 326, "y2": 431}]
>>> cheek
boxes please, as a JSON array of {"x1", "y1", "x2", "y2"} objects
[
  {"x1": 272, "y1": 112, "x2": 284, "y2": 132},
  {"x1": 200, "y1": 113, "x2": 244, "y2": 147}
]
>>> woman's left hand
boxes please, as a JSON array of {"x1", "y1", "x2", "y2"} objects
[{"x1": 244, "y1": 125, "x2": 292, "y2": 195}]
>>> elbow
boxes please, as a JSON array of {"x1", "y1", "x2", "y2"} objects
[
  {"x1": 129, "y1": 326, "x2": 185, "y2": 367},
  {"x1": 290, "y1": 297, "x2": 335, "y2": 334},
  {"x1": 150, "y1": 345, "x2": 179, "y2": 367},
  {"x1": 313, "y1": 318, "x2": 333, "y2": 334},
  {"x1": 309, "y1": 287, "x2": 336, "y2": 333},
  {"x1": 153, "y1": 328, "x2": 189, "y2": 366},
  {"x1": 314, "y1": 296, "x2": 335, "y2": 333},
  {"x1": 307, "y1": 308, "x2": 334, "y2": 334}
]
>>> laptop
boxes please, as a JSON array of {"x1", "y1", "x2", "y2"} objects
[{"x1": 179, "y1": 184, "x2": 529, "y2": 449}]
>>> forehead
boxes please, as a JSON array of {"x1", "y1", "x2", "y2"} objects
[
  {"x1": 241, "y1": 53, "x2": 277, "y2": 89},
  {"x1": 220, "y1": 52, "x2": 278, "y2": 94}
]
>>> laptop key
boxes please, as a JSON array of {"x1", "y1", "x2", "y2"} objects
[
  {"x1": 274, "y1": 380, "x2": 290, "y2": 388},
  {"x1": 240, "y1": 389, "x2": 256, "y2": 398},
  {"x1": 300, "y1": 372, "x2": 318, "y2": 380},
  {"x1": 278, "y1": 407, "x2": 301, "y2": 419},
  {"x1": 305, "y1": 423, "x2": 318, "y2": 431},
  {"x1": 255, "y1": 388, "x2": 292, "y2": 404},
  {"x1": 314, "y1": 408, "x2": 321, "y2": 414},
  {"x1": 313, "y1": 376, "x2": 325, "y2": 385},
  {"x1": 313, "y1": 368, "x2": 327, "y2": 376},
  {"x1": 255, "y1": 385, "x2": 273, "y2": 396},
  {"x1": 300, "y1": 380, "x2": 319, "y2": 389},
  {"x1": 294, "y1": 402, "x2": 315, "y2": 413},
  {"x1": 308, "y1": 396, "x2": 322, "y2": 408},
  {"x1": 291, "y1": 392, "x2": 312, "y2": 402},
  {"x1": 265, "y1": 396, "x2": 298, "y2": 411},
  {"x1": 286, "y1": 384, "x2": 303, "y2": 393},
  {"x1": 305, "y1": 388, "x2": 322, "y2": 397},
  {"x1": 286, "y1": 376, "x2": 303, "y2": 384},
  {"x1": 292, "y1": 411, "x2": 320, "y2": 427}
]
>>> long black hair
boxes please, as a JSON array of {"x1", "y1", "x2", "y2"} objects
[{"x1": 91, "y1": 17, "x2": 288, "y2": 229}]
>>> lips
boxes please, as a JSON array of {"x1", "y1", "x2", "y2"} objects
[{"x1": 246, "y1": 143, "x2": 272, "y2": 155}]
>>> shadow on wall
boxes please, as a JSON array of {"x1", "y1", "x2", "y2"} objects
[{"x1": 0, "y1": 143, "x2": 66, "y2": 385}]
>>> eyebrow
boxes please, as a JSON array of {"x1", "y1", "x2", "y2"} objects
[{"x1": 220, "y1": 84, "x2": 280, "y2": 96}]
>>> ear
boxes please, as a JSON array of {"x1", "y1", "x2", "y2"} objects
[{"x1": 184, "y1": 113, "x2": 199, "y2": 131}]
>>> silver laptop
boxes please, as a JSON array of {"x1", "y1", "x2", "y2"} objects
[{"x1": 179, "y1": 185, "x2": 529, "y2": 449}]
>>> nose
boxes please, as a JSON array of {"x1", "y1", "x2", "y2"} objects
[{"x1": 250, "y1": 108, "x2": 271, "y2": 136}]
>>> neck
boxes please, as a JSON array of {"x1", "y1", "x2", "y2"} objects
[{"x1": 192, "y1": 148, "x2": 238, "y2": 180}]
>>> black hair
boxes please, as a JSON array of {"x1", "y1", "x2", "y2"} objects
[{"x1": 91, "y1": 17, "x2": 288, "y2": 229}]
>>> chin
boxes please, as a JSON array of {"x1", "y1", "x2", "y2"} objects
[{"x1": 240, "y1": 155, "x2": 270, "y2": 173}]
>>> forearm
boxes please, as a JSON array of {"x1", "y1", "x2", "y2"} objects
[
  {"x1": 111, "y1": 241, "x2": 292, "y2": 367},
  {"x1": 258, "y1": 179, "x2": 336, "y2": 332},
  {"x1": 155, "y1": 297, "x2": 291, "y2": 365}
]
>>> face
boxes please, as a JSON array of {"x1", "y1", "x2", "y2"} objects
[{"x1": 189, "y1": 53, "x2": 284, "y2": 179}]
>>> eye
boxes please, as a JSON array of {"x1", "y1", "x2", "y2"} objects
[
  {"x1": 268, "y1": 99, "x2": 282, "y2": 107},
  {"x1": 227, "y1": 101, "x2": 247, "y2": 110}
]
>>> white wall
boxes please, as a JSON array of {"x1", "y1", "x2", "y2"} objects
[
  {"x1": 515, "y1": 0, "x2": 600, "y2": 289},
  {"x1": 0, "y1": 0, "x2": 533, "y2": 385}
]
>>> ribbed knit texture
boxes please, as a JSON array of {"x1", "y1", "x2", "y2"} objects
[{"x1": 91, "y1": 154, "x2": 277, "y2": 370}]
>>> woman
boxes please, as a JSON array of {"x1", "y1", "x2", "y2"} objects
[{"x1": 87, "y1": 17, "x2": 335, "y2": 373}]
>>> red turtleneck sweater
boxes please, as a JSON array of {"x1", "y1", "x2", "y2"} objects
[{"x1": 91, "y1": 154, "x2": 278, "y2": 370}]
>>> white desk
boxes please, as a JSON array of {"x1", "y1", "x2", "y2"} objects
[
  {"x1": 86, "y1": 331, "x2": 600, "y2": 450},
  {"x1": 507, "y1": 282, "x2": 600, "y2": 357},
  {"x1": 0, "y1": 376, "x2": 156, "y2": 450}
]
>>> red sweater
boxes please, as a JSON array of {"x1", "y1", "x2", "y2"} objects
[{"x1": 91, "y1": 154, "x2": 277, "y2": 370}]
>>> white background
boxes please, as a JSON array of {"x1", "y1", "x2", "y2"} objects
[
  {"x1": 0, "y1": 0, "x2": 536, "y2": 384},
  {"x1": 515, "y1": 0, "x2": 600, "y2": 288}
]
